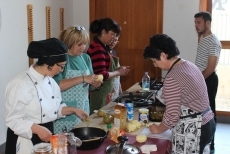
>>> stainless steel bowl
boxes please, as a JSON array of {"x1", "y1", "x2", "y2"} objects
[{"x1": 106, "y1": 144, "x2": 140, "y2": 154}]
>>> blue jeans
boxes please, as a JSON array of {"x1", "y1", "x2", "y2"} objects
[{"x1": 199, "y1": 118, "x2": 216, "y2": 154}]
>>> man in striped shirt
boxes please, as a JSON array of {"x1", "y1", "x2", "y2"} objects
[{"x1": 194, "y1": 11, "x2": 221, "y2": 154}]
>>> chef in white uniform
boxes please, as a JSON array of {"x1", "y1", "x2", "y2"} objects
[{"x1": 4, "y1": 38, "x2": 89, "y2": 154}]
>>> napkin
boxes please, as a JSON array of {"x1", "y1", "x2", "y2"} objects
[
  {"x1": 140, "y1": 144, "x2": 157, "y2": 154},
  {"x1": 140, "y1": 127, "x2": 172, "y2": 140}
]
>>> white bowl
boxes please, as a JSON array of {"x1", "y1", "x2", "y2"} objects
[{"x1": 33, "y1": 142, "x2": 52, "y2": 152}]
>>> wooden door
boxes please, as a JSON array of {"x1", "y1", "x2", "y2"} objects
[{"x1": 90, "y1": 0, "x2": 163, "y2": 90}]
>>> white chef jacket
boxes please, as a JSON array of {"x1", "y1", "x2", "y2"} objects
[{"x1": 4, "y1": 65, "x2": 66, "y2": 153}]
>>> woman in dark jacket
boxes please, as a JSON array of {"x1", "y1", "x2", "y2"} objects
[{"x1": 87, "y1": 18, "x2": 130, "y2": 114}]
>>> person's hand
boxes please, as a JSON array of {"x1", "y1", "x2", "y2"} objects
[
  {"x1": 31, "y1": 124, "x2": 52, "y2": 142},
  {"x1": 116, "y1": 66, "x2": 130, "y2": 76},
  {"x1": 74, "y1": 108, "x2": 89, "y2": 121},
  {"x1": 149, "y1": 123, "x2": 159, "y2": 134},
  {"x1": 91, "y1": 75, "x2": 103, "y2": 88},
  {"x1": 83, "y1": 74, "x2": 94, "y2": 84},
  {"x1": 84, "y1": 75, "x2": 102, "y2": 88}
]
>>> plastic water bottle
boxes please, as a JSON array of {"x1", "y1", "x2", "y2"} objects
[
  {"x1": 125, "y1": 102, "x2": 134, "y2": 121},
  {"x1": 142, "y1": 72, "x2": 150, "y2": 91}
]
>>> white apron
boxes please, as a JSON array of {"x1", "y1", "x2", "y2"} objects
[
  {"x1": 111, "y1": 56, "x2": 120, "y2": 101},
  {"x1": 171, "y1": 105, "x2": 202, "y2": 154},
  {"x1": 16, "y1": 137, "x2": 34, "y2": 154}
]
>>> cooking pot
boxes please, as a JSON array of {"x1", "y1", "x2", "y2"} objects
[
  {"x1": 70, "y1": 127, "x2": 107, "y2": 150},
  {"x1": 148, "y1": 101, "x2": 166, "y2": 122}
]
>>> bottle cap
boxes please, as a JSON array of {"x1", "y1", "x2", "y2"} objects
[
  {"x1": 139, "y1": 108, "x2": 149, "y2": 113},
  {"x1": 117, "y1": 103, "x2": 125, "y2": 106},
  {"x1": 107, "y1": 123, "x2": 112, "y2": 129}
]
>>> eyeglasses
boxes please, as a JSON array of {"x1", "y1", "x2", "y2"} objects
[
  {"x1": 112, "y1": 39, "x2": 119, "y2": 43},
  {"x1": 56, "y1": 63, "x2": 65, "y2": 70},
  {"x1": 72, "y1": 26, "x2": 85, "y2": 32}
]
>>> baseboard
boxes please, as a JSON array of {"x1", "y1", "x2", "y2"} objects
[
  {"x1": 217, "y1": 115, "x2": 230, "y2": 124},
  {"x1": 0, "y1": 142, "x2": 5, "y2": 154}
]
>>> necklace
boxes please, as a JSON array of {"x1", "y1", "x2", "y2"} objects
[{"x1": 166, "y1": 58, "x2": 181, "y2": 76}]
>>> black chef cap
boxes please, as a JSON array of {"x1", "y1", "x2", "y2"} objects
[{"x1": 27, "y1": 38, "x2": 68, "y2": 65}]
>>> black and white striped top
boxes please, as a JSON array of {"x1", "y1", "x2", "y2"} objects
[
  {"x1": 161, "y1": 61, "x2": 214, "y2": 128},
  {"x1": 195, "y1": 34, "x2": 221, "y2": 72}
]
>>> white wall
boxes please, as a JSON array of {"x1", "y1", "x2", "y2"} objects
[
  {"x1": 162, "y1": 0, "x2": 200, "y2": 76},
  {"x1": 73, "y1": 0, "x2": 90, "y2": 33},
  {"x1": 0, "y1": 0, "x2": 89, "y2": 145},
  {"x1": 0, "y1": 0, "x2": 198, "y2": 145}
]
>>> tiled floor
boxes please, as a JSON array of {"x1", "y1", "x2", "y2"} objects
[{"x1": 214, "y1": 122, "x2": 230, "y2": 154}]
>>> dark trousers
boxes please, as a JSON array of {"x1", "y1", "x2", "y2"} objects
[
  {"x1": 205, "y1": 72, "x2": 218, "y2": 150},
  {"x1": 5, "y1": 122, "x2": 53, "y2": 154},
  {"x1": 199, "y1": 118, "x2": 216, "y2": 154}
]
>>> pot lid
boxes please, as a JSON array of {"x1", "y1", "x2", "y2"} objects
[{"x1": 106, "y1": 144, "x2": 140, "y2": 154}]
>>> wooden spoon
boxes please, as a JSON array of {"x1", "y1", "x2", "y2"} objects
[{"x1": 81, "y1": 137, "x2": 103, "y2": 142}]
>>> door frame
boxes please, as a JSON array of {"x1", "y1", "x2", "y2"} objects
[{"x1": 200, "y1": 0, "x2": 230, "y2": 116}]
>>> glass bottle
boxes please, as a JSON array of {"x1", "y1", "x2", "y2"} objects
[{"x1": 114, "y1": 103, "x2": 127, "y2": 130}]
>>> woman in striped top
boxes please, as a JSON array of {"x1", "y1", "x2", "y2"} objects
[
  {"x1": 143, "y1": 34, "x2": 215, "y2": 154},
  {"x1": 87, "y1": 18, "x2": 130, "y2": 114}
]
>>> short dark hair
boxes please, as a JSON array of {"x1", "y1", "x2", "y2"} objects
[
  {"x1": 89, "y1": 18, "x2": 121, "y2": 36},
  {"x1": 194, "y1": 11, "x2": 212, "y2": 23},
  {"x1": 143, "y1": 34, "x2": 180, "y2": 60}
]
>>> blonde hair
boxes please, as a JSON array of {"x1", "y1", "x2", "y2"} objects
[{"x1": 58, "y1": 25, "x2": 89, "y2": 49}]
